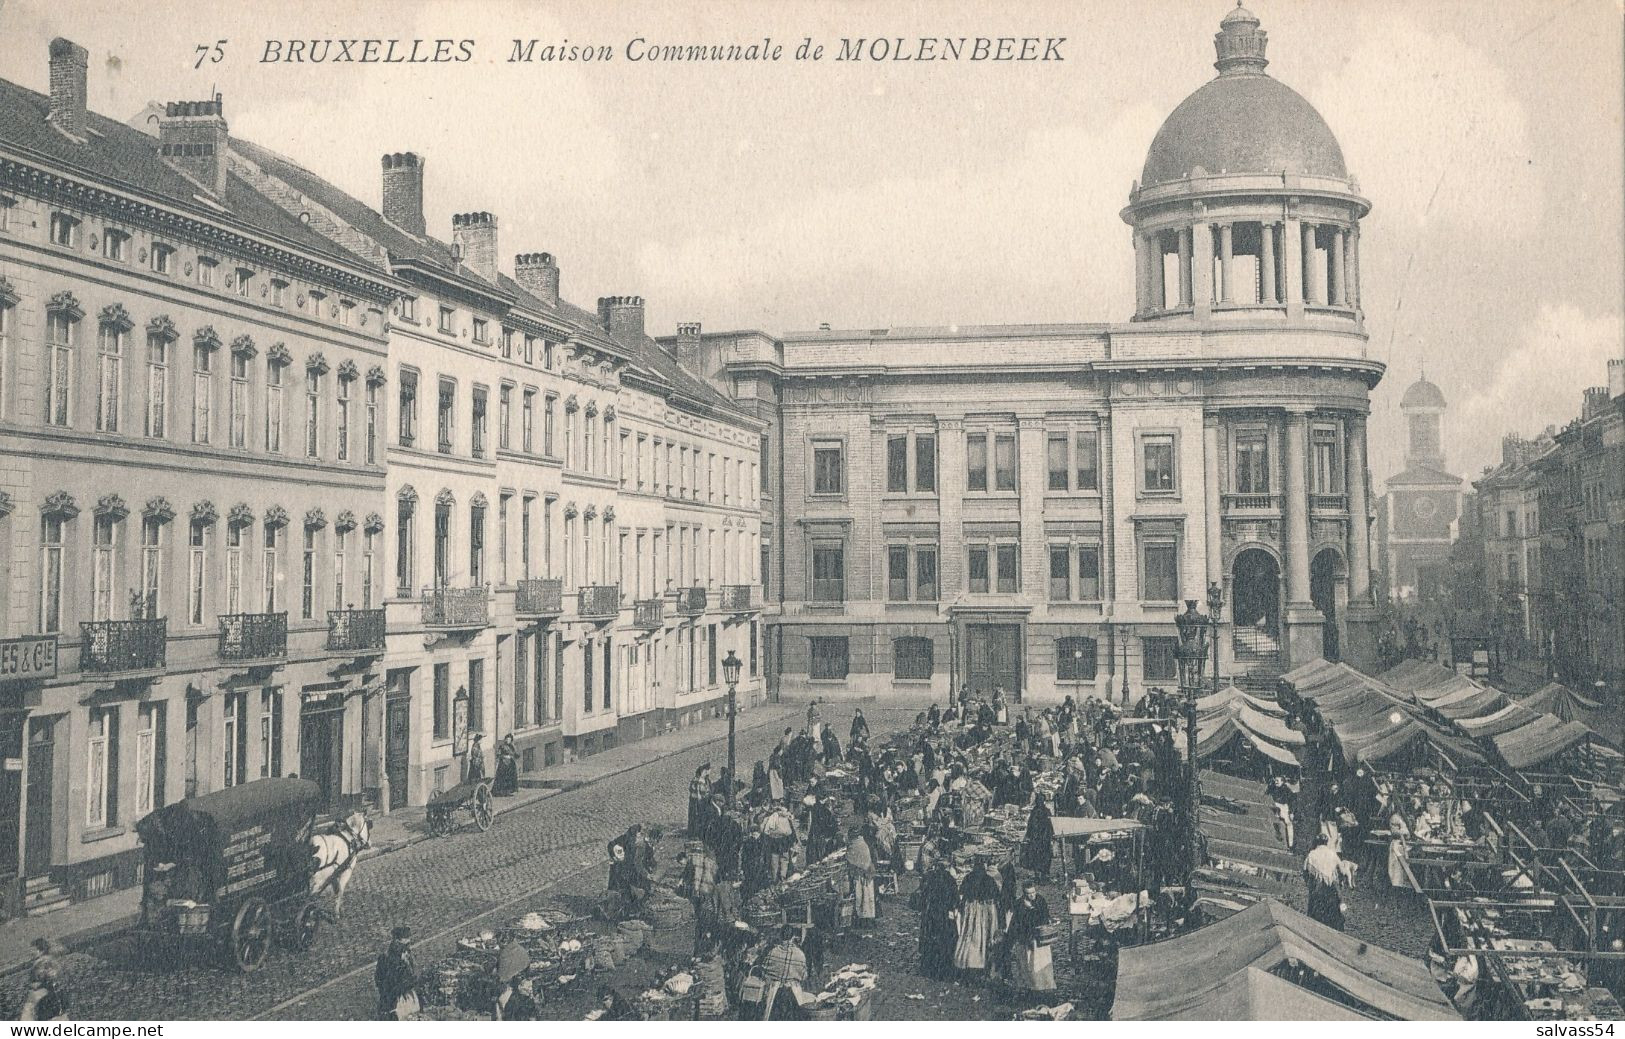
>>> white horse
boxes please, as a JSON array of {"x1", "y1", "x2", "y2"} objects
[{"x1": 309, "y1": 810, "x2": 371, "y2": 919}]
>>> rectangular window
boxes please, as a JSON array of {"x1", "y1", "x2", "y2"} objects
[
  {"x1": 259, "y1": 688, "x2": 283, "y2": 778},
  {"x1": 1049, "y1": 545, "x2": 1071, "y2": 600},
  {"x1": 305, "y1": 368, "x2": 321, "y2": 457},
  {"x1": 436, "y1": 378, "x2": 454, "y2": 453},
  {"x1": 810, "y1": 637, "x2": 850, "y2": 680},
  {"x1": 433, "y1": 663, "x2": 450, "y2": 740},
  {"x1": 225, "y1": 525, "x2": 243, "y2": 614},
  {"x1": 471, "y1": 386, "x2": 487, "y2": 459},
  {"x1": 96, "y1": 323, "x2": 123, "y2": 433},
  {"x1": 469, "y1": 504, "x2": 485, "y2": 586},
  {"x1": 996, "y1": 544, "x2": 1019, "y2": 593},
  {"x1": 468, "y1": 658, "x2": 485, "y2": 735},
  {"x1": 542, "y1": 394, "x2": 554, "y2": 454},
  {"x1": 969, "y1": 545, "x2": 990, "y2": 594},
  {"x1": 399, "y1": 297, "x2": 417, "y2": 323},
  {"x1": 887, "y1": 545, "x2": 909, "y2": 601},
  {"x1": 103, "y1": 229, "x2": 130, "y2": 262},
  {"x1": 46, "y1": 312, "x2": 74, "y2": 427},
  {"x1": 398, "y1": 369, "x2": 418, "y2": 446},
  {"x1": 887, "y1": 435, "x2": 908, "y2": 494},
  {"x1": 500, "y1": 329, "x2": 514, "y2": 359},
  {"x1": 151, "y1": 243, "x2": 175, "y2": 275},
  {"x1": 136, "y1": 702, "x2": 164, "y2": 814},
  {"x1": 365, "y1": 381, "x2": 379, "y2": 464},
  {"x1": 337, "y1": 376, "x2": 352, "y2": 461},
  {"x1": 395, "y1": 503, "x2": 414, "y2": 596},
  {"x1": 1078, "y1": 545, "x2": 1101, "y2": 600},
  {"x1": 39, "y1": 516, "x2": 64, "y2": 633},
  {"x1": 812, "y1": 441, "x2": 844, "y2": 495},
  {"x1": 141, "y1": 518, "x2": 163, "y2": 618},
  {"x1": 1142, "y1": 433, "x2": 1177, "y2": 493},
  {"x1": 49, "y1": 212, "x2": 80, "y2": 247},
  {"x1": 916, "y1": 546, "x2": 938, "y2": 600},
  {"x1": 198, "y1": 257, "x2": 217, "y2": 287},
  {"x1": 437, "y1": 306, "x2": 454, "y2": 334},
  {"x1": 761, "y1": 434, "x2": 771, "y2": 491},
  {"x1": 472, "y1": 317, "x2": 488, "y2": 344},
  {"x1": 520, "y1": 498, "x2": 533, "y2": 579},
  {"x1": 1075, "y1": 430, "x2": 1099, "y2": 491},
  {"x1": 192, "y1": 344, "x2": 213, "y2": 444},
  {"x1": 811, "y1": 542, "x2": 845, "y2": 602},
  {"x1": 1047, "y1": 433, "x2": 1069, "y2": 491},
  {"x1": 498, "y1": 385, "x2": 512, "y2": 450},
  {"x1": 1057, "y1": 637, "x2": 1098, "y2": 682},
  {"x1": 498, "y1": 496, "x2": 509, "y2": 585},
  {"x1": 1312, "y1": 426, "x2": 1344, "y2": 495},
  {"x1": 262, "y1": 525, "x2": 279, "y2": 612},
  {"x1": 894, "y1": 637, "x2": 933, "y2": 681},
  {"x1": 994, "y1": 434, "x2": 1017, "y2": 491},
  {"x1": 915, "y1": 434, "x2": 937, "y2": 492},
  {"x1": 583, "y1": 639, "x2": 594, "y2": 713},
  {"x1": 967, "y1": 434, "x2": 988, "y2": 491},
  {"x1": 270, "y1": 279, "x2": 288, "y2": 307},
  {"x1": 91, "y1": 515, "x2": 118, "y2": 622},
  {"x1": 188, "y1": 520, "x2": 208, "y2": 626},
  {"x1": 223, "y1": 691, "x2": 248, "y2": 787},
  {"x1": 1143, "y1": 637, "x2": 1178, "y2": 682},
  {"x1": 1235, "y1": 429, "x2": 1270, "y2": 494},
  {"x1": 301, "y1": 527, "x2": 316, "y2": 621},
  {"x1": 87, "y1": 706, "x2": 118, "y2": 827},
  {"x1": 235, "y1": 268, "x2": 253, "y2": 297},
  {"x1": 362, "y1": 530, "x2": 377, "y2": 609},
  {"x1": 265, "y1": 360, "x2": 284, "y2": 452},
  {"x1": 1141, "y1": 537, "x2": 1179, "y2": 602}
]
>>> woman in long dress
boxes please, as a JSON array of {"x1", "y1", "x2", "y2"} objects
[
  {"x1": 1003, "y1": 880, "x2": 1055, "y2": 992},
  {"x1": 845, "y1": 828, "x2": 878, "y2": 927},
  {"x1": 918, "y1": 861, "x2": 960, "y2": 979},
  {"x1": 1387, "y1": 808, "x2": 1412, "y2": 889},
  {"x1": 954, "y1": 859, "x2": 1002, "y2": 975},
  {"x1": 1020, "y1": 798, "x2": 1055, "y2": 878}
]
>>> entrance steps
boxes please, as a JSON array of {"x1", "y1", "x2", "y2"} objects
[{"x1": 22, "y1": 875, "x2": 70, "y2": 917}]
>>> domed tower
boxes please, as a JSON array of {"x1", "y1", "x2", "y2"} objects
[
  {"x1": 1124, "y1": 3, "x2": 1369, "y2": 326},
  {"x1": 1401, "y1": 374, "x2": 1447, "y2": 468},
  {"x1": 1384, "y1": 375, "x2": 1462, "y2": 603},
  {"x1": 1117, "y1": 3, "x2": 1383, "y2": 673}
]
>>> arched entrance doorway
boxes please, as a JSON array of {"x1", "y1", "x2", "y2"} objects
[
  {"x1": 1312, "y1": 548, "x2": 1347, "y2": 662},
  {"x1": 1231, "y1": 548, "x2": 1281, "y2": 659}
]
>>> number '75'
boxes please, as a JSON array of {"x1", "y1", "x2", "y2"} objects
[{"x1": 194, "y1": 40, "x2": 227, "y2": 69}]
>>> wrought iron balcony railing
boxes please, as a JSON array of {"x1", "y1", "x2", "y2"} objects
[
  {"x1": 218, "y1": 612, "x2": 288, "y2": 662},
  {"x1": 80, "y1": 618, "x2": 167, "y2": 674},
  {"x1": 634, "y1": 598, "x2": 664, "y2": 629},
  {"x1": 516, "y1": 577, "x2": 564, "y2": 617},
  {"x1": 674, "y1": 586, "x2": 708, "y2": 616},
  {"x1": 421, "y1": 586, "x2": 490, "y2": 628},
  {"x1": 579, "y1": 585, "x2": 621, "y2": 619},
  {"x1": 327, "y1": 608, "x2": 386, "y2": 653},
  {"x1": 721, "y1": 584, "x2": 762, "y2": 613}
]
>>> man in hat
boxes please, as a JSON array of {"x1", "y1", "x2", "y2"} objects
[
  {"x1": 689, "y1": 763, "x2": 714, "y2": 836},
  {"x1": 375, "y1": 926, "x2": 418, "y2": 1019}
]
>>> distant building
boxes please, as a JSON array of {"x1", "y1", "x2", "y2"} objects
[{"x1": 1380, "y1": 376, "x2": 1462, "y2": 603}]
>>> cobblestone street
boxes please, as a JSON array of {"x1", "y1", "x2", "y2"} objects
[{"x1": 5, "y1": 704, "x2": 920, "y2": 1021}]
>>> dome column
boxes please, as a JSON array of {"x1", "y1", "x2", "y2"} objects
[
  {"x1": 1346, "y1": 415, "x2": 1371, "y2": 603},
  {"x1": 1133, "y1": 232, "x2": 1150, "y2": 316},
  {"x1": 1176, "y1": 226, "x2": 1194, "y2": 307},
  {"x1": 1348, "y1": 227, "x2": 1361, "y2": 310},
  {"x1": 1300, "y1": 222, "x2": 1319, "y2": 305},
  {"x1": 1192, "y1": 217, "x2": 1213, "y2": 315},
  {"x1": 1282, "y1": 406, "x2": 1324, "y2": 666},
  {"x1": 1282, "y1": 213, "x2": 1304, "y2": 319},
  {"x1": 1218, "y1": 222, "x2": 1235, "y2": 303},
  {"x1": 1260, "y1": 222, "x2": 1278, "y2": 304},
  {"x1": 1150, "y1": 232, "x2": 1167, "y2": 311},
  {"x1": 1329, "y1": 228, "x2": 1346, "y2": 306}
]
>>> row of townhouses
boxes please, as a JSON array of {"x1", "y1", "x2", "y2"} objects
[{"x1": 0, "y1": 39, "x2": 766, "y2": 918}]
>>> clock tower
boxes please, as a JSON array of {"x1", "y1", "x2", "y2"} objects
[{"x1": 1382, "y1": 375, "x2": 1463, "y2": 602}]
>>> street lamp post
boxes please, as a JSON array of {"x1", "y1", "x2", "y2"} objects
[
  {"x1": 1208, "y1": 582, "x2": 1224, "y2": 699},
  {"x1": 1175, "y1": 599, "x2": 1212, "y2": 876},
  {"x1": 721, "y1": 650, "x2": 743, "y2": 807},
  {"x1": 1119, "y1": 627, "x2": 1131, "y2": 705}
]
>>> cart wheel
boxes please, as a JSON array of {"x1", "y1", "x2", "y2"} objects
[
  {"x1": 230, "y1": 898, "x2": 272, "y2": 972},
  {"x1": 286, "y1": 900, "x2": 321, "y2": 951},
  {"x1": 472, "y1": 785, "x2": 494, "y2": 832}
]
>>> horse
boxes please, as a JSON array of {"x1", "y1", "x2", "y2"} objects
[{"x1": 309, "y1": 810, "x2": 371, "y2": 919}]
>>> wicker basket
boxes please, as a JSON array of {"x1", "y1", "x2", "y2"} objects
[
  {"x1": 175, "y1": 905, "x2": 210, "y2": 935},
  {"x1": 746, "y1": 906, "x2": 783, "y2": 931}
]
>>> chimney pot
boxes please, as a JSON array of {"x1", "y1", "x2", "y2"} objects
[
  {"x1": 451, "y1": 211, "x2": 499, "y2": 282},
  {"x1": 381, "y1": 152, "x2": 426, "y2": 234},
  {"x1": 156, "y1": 96, "x2": 229, "y2": 197},
  {"x1": 597, "y1": 296, "x2": 646, "y2": 339},
  {"x1": 48, "y1": 38, "x2": 90, "y2": 142},
  {"x1": 673, "y1": 322, "x2": 702, "y2": 372}
]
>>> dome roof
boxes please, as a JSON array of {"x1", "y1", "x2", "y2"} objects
[
  {"x1": 1401, "y1": 377, "x2": 1446, "y2": 409},
  {"x1": 1139, "y1": 5, "x2": 1349, "y2": 189}
]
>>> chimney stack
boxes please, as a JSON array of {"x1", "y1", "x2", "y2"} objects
[
  {"x1": 674, "y1": 322, "x2": 702, "y2": 372},
  {"x1": 1583, "y1": 385, "x2": 1609, "y2": 420},
  {"x1": 1609, "y1": 358, "x2": 1624, "y2": 399},
  {"x1": 597, "y1": 296, "x2": 645, "y2": 339},
  {"x1": 452, "y1": 212, "x2": 498, "y2": 282},
  {"x1": 47, "y1": 38, "x2": 89, "y2": 142},
  {"x1": 381, "y1": 153, "x2": 425, "y2": 235},
  {"x1": 514, "y1": 252, "x2": 559, "y2": 306},
  {"x1": 157, "y1": 98, "x2": 229, "y2": 197}
]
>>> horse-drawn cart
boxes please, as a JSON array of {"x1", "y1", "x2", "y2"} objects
[{"x1": 134, "y1": 777, "x2": 326, "y2": 972}]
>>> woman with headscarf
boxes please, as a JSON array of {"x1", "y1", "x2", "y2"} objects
[
  {"x1": 492, "y1": 734, "x2": 520, "y2": 796},
  {"x1": 846, "y1": 825, "x2": 878, "y2": 927},
  {"x1": 374, "y1": 926, "x2": 419, "y2": 1020},
  {"x1": 954, "y1": 858, "x2": 1003, "y2": 976},
  {"x1": 1003, "y1": 879, "x2": 1056, "y2": 993},
  {"x1": 918, "y1": 858, "x2": 960, "y2": 979},
  {"x1": 1021, "y1": 797, "x2": 1055, "y2": 878}
]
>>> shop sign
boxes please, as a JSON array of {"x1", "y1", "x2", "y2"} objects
[{"x1": 0, "y1": 636, "x2": 57, "y2": 683}]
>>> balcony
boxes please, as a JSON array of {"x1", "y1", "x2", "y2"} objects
[
  {"x1": 579, "y1": 585, "x2": 621, "y2": 620},
  {"x1": 1310, "y1": 493, "x2": 1348, "y2": 512},
  {"x1": 634, "y1": 598, "x2": 664, "y2": 629},
  {"x1": 327, "y1": 608, "x2": 385, "y2": 654},
  {"x1": 421, "y1": 586, "x2": 490, "y2": 629},
  {"x1": 1222, "y1": 493, "x2": 1282, "y2": 513},
  {"x1": 674, "y1": 586, "x2": 708, "y2": 616},
  {"x1": 80, "y1": 618, "x2": 166, "y2": 675},
  {"x1": 218, "y1": 612, "x2": 288, "y2": 663},
  {"x1": 721, "y1": 584, "x2": 762, "y2": 614},
  {"x1": 516, "y1": 578, "x2": 564, "y2": 619}
]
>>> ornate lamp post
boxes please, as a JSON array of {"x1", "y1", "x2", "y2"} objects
[
  {"x1": 1119, "y1": 627, "x2": 1131, "y2": 705},
  {"x1": 1207, "y1": 581, "x2": 1225, "y2": 699},
  {"x1": 1175, "y1": 599, "x2": 1212, "y2": 875},
  {"x1": 721, "y1": 650, "x2": 743, "y2": 807}
]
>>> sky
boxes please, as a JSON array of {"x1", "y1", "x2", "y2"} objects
[{"x1": 1, "y1": 0, "x2": 1620, "y2": 485}]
